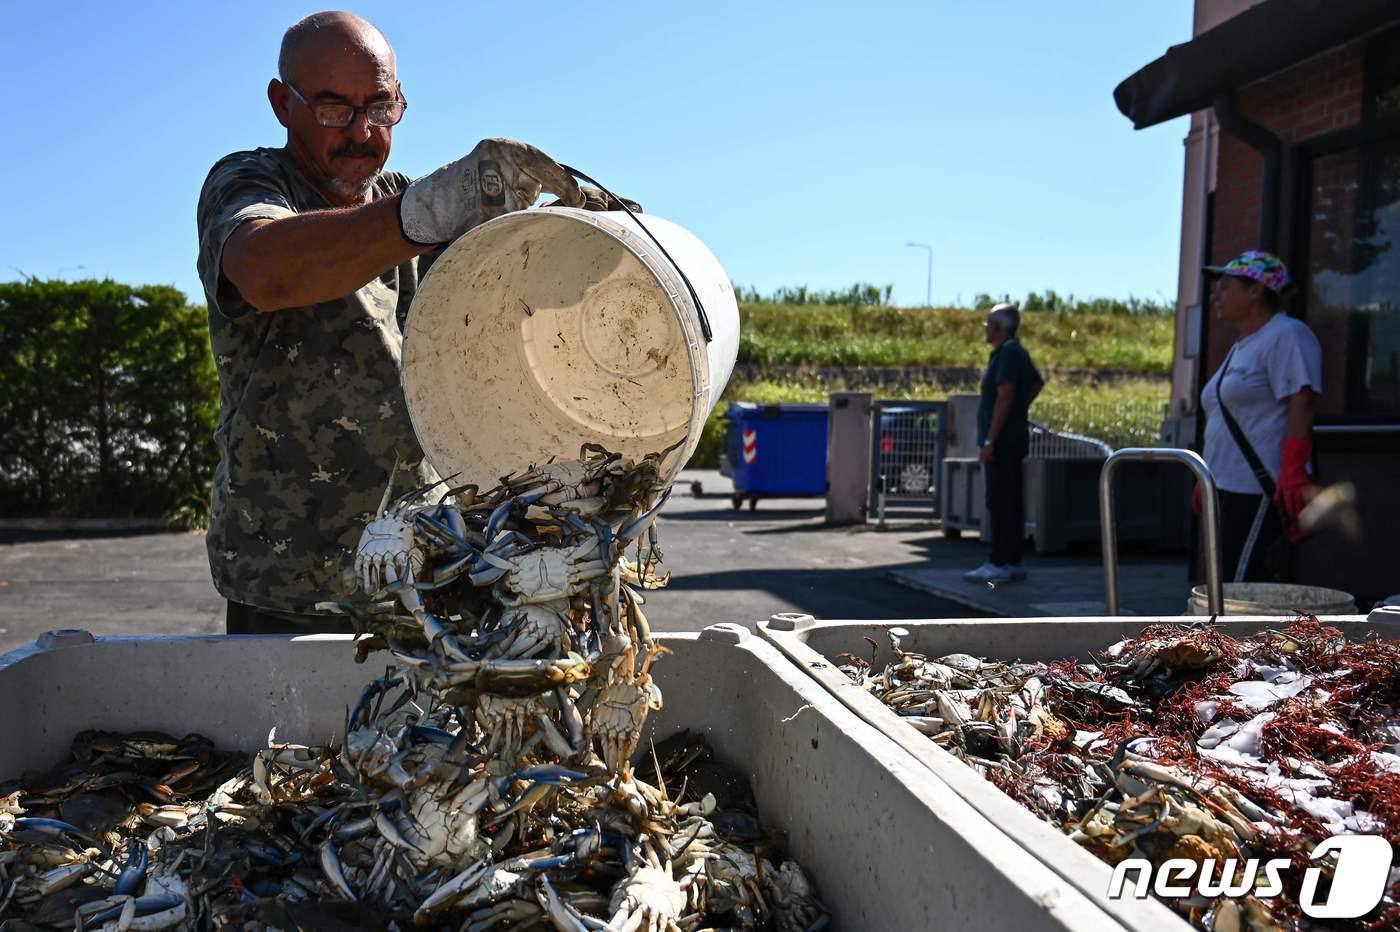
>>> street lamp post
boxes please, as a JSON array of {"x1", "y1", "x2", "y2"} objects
[{"x1": 906, "y1": 242, "x2": 932, "y2": 307}]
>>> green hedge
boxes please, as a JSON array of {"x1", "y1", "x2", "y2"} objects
[
  {"x1": 0, "y1": 279, "x2": 218, "y2": 523},
  {"x1": 0, "y1": 280, "x2": 1173, "y2": 519},
  {"x1": 736, "y1": 304, "x2": 1175, "y2": 371}
]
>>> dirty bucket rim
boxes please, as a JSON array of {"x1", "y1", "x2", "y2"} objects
[{"x1": 1187, "y1": 581, "x2": 1358, "y2": 614}]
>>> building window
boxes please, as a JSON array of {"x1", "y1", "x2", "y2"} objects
[
  {"x1": 1305, "y1": 140, "x2": 1400, "y2": 417},
  {"x1": 1302, "y1": 32, "x2": 1400, "y2": 419}
]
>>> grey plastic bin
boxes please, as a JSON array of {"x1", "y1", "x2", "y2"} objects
[
  {"x1": 759, "y1": 612, "x2": 1400, "y2": 932},
  {"x1": 1, "y1": 625, "x2": 1146, "y2": 931},
  {"x1": 1024, "y1": 458, "x2": 1192, "y2": 554}
]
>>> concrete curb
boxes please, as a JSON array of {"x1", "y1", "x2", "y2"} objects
[{"x1": 0, "y1": 518, "x2": 176, "y2": 532}]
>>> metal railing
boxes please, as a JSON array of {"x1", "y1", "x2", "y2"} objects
[
  {"x1": 1028, "y1": 421, "x2": 1113, "y2": 459},
  {"x1": 1032, "y1": 399, "x2": 1165, "y2": 453},
  {"x1": 1100, "y1": 447, "x2": 1222, "y2": 616}
]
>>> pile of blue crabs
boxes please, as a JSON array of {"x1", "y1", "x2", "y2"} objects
[
  {"x1": 839, "y1": 620, "x2": 1400, "y2": 930},
  {"x1": 0, "y1": 446, "x2": 828, "y2": 931}
]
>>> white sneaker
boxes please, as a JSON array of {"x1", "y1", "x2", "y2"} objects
[
  {"x1": 983, "y1": 564, "x2": 1016, "y2": 583},
  {"x1": 963, "y1": 561, "x2": 1001, "y2": 581}
]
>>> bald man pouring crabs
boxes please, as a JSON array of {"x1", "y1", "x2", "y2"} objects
[{"x1": 197, "y1": 12, "x2": 633, "y2": 635}]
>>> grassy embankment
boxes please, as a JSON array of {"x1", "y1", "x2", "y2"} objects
[{"x1": 692, "y1": 302, "x2": 1175, "y2": 467}]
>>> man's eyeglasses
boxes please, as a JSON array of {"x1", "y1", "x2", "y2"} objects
[{"x1": 283, "y1": 81, "x2": 407, "y2": 128}]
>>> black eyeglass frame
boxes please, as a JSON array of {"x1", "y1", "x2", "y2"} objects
[{"x1": 282, "y1": 80, "x2": 407, "y2": 128}]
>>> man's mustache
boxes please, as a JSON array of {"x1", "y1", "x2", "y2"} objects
[{"x1": 330, "y1": 143, "x2": 381, "y2": 159}]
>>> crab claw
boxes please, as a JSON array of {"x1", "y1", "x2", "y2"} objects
[
  {"x1": 609, "y1": 841, "x2": 685, "y2": 932},
  {"x1": 354, "y1": 504, "x2": 425, "y2": 595}
]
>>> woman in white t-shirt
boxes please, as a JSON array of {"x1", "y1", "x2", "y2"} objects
[{"x1": 1198, "y1": 251, "x2": 1322, "y2": 582}]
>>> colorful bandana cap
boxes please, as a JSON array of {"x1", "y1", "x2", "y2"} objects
[{"x1": 1204, "y1": 250, "x2": 1292, "y2": 293}]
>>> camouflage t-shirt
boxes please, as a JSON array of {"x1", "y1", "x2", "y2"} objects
[{"x1": 196, "y1": 147, "x2": 435, "y2": 612}]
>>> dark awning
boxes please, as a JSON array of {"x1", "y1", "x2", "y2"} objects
[{"x1": 1114, "y1": 0, "x2": 1400, "y2": 129}]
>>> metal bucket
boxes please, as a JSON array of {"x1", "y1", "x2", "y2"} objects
[{"x1": 1187, "y1": 581, "x2": 1357, "y2": 615}]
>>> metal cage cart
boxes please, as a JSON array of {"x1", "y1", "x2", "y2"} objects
[{"x1": 869, "y1": 400, "x2": 948, "y2": 525}]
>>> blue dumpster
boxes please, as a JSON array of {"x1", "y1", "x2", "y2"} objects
[{"x1": 723, "y1": 402, "x2": 829, "y2": 510}]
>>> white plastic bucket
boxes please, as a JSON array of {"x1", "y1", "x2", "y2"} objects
[
  {"x1": 402, "y1": 207, "x2": 739, "y2": 487},
  {"x1": 1187, "y1": 582, "x2": 1357, "y2": 616}
]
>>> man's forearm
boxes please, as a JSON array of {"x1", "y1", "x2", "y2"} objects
[
  {"x1": 222, "y1": 195, "x2": 432, "y2": 312},
  {"x1": 987, "y1": 390, "x2": 1014, "y2": 445}
]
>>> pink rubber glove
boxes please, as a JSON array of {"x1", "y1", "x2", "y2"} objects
[{"x1": 1276, "y1": 436, "x2": 1314, "y2": 541}]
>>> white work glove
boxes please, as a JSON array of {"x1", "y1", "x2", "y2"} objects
[{"x1": 398, "y1": 138, "x2": 583, "y2": 246}]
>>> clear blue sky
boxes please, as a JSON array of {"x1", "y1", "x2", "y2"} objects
[{"x1": 2, "y1": 0, "x2": 1193, "y2": 308}]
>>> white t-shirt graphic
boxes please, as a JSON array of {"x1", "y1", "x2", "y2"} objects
[{"x1": 1201, "y1": 313, "x2": 1323, "y2": 494}]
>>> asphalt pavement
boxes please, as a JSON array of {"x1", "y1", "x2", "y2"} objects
[{"x1": 0, "y1": 470, "x2": 988, "y2": 655}]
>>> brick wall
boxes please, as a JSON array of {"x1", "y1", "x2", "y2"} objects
[{"x1": 1205, "y1": 42, "x2": 1367, "y2": 373}]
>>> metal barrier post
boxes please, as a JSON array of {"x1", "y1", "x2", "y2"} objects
[
  {"x1": 1099, "y1": 447, "x2": 1222, "y2": 616},
  {"x1": 931, "y1": 401, "x2": 948, "y2": 520}
]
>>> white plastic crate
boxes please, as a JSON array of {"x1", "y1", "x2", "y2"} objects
[
  {"x1": 758, "y1": 612, "x2": 1399, "y2": 931},
  {"x1": 0, "y1": 624, "x2": 1153, "y2": 931}
]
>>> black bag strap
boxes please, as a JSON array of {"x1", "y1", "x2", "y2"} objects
[{"x1": 1215, "y1": 347, "x2": 1277, "y2": 498}]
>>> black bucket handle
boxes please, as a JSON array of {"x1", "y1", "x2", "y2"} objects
[{"x1": 559, "y1": 164, "x2": 713, "y2": 344}]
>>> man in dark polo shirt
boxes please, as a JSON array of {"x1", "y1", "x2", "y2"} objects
[
  {"x1": 196, "y1": 11, "x2": 586, "y2": 633},
  {"x1": 965, "y1": 303, "x2": 1043, "y2": 583}
]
